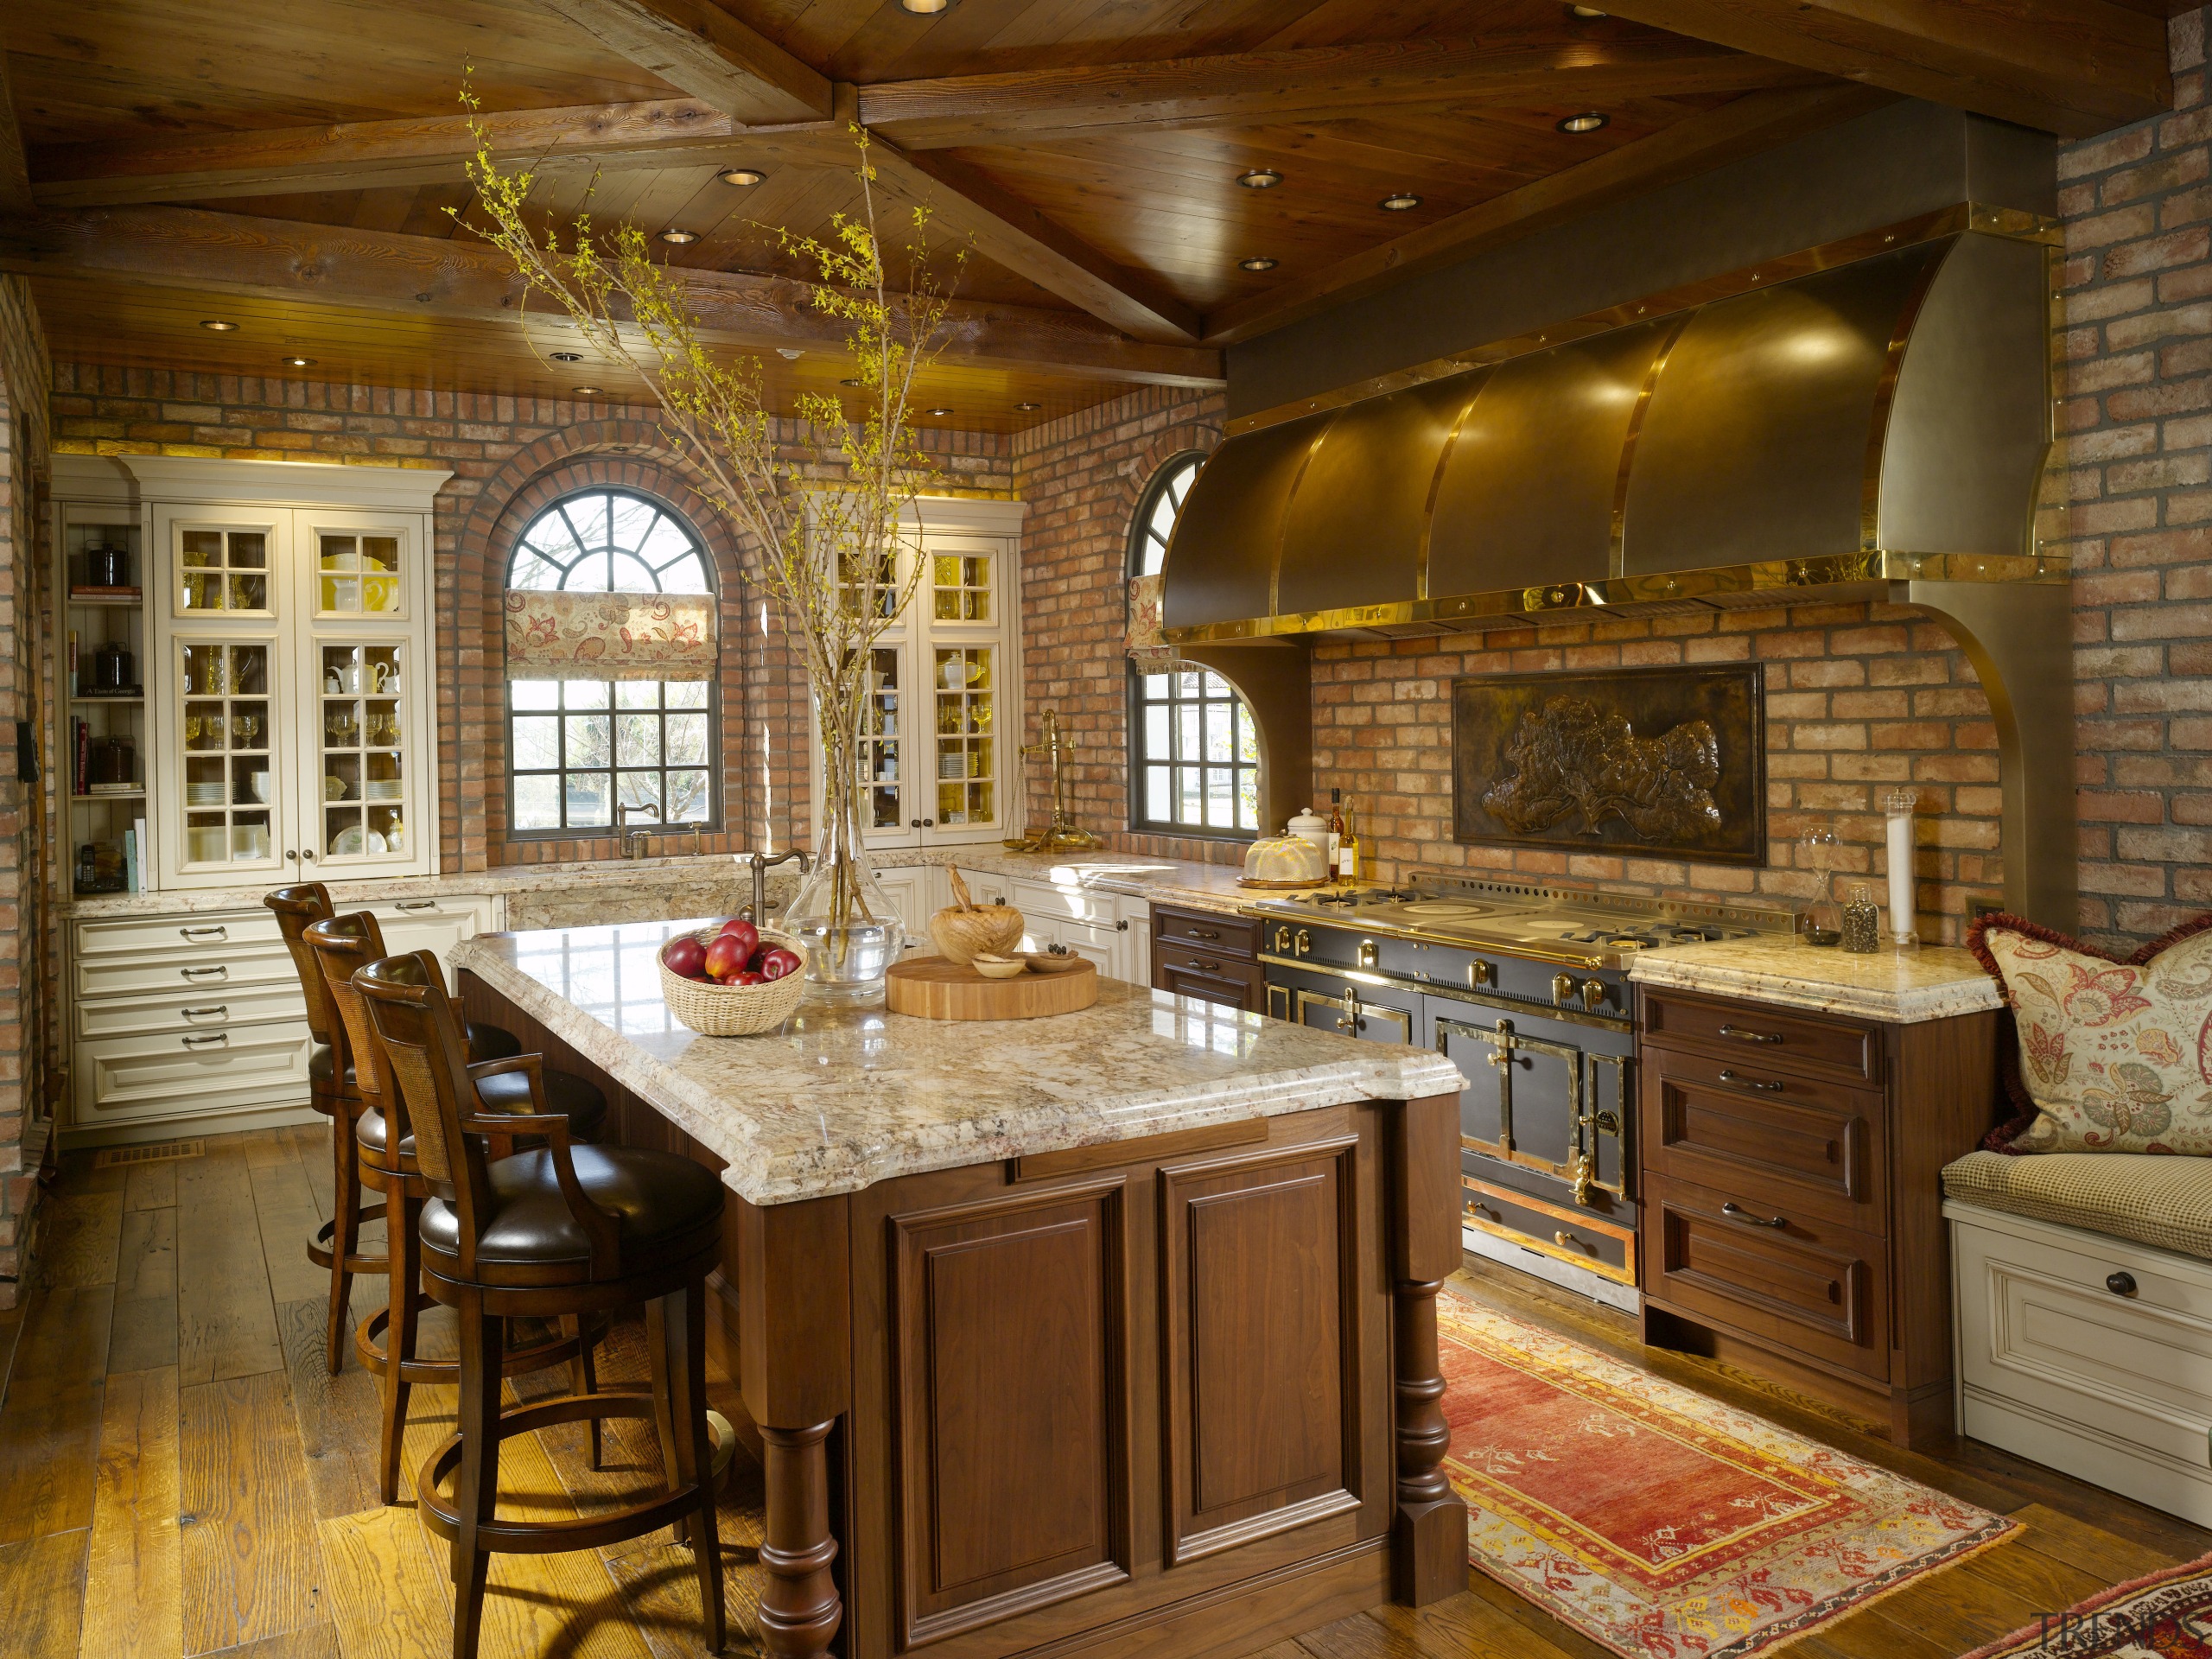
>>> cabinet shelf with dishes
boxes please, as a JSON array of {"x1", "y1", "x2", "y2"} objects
[{"x1": 60, "y1": 487, "x2": 152, "y2": 897}]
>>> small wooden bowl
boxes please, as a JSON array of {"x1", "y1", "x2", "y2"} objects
[
  {"x1": 1022, "y1": 952, "x2": 1087, "y2": 975},
  {"x1": 970, "y1": 954, "x2": 1030, "y2": 979}
]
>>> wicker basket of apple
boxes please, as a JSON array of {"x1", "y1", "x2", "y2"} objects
[{"x1": 658, "y1": 917, "x2": 807, "y2": 1037}]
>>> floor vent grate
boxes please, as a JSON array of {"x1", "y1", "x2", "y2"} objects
[{"x1": 92, "y1": 1140, "x2": 207, "y2": 1168}]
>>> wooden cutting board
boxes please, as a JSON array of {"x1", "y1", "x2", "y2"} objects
[{"x1": 885, "y1": 955, "x2": 1099, "y2": 1020}]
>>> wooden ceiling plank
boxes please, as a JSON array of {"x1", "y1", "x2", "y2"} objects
[
  {"x1": 0, "y1": 204, "x2": 1222, "y2": 388},
  {"x1": 526, "y1": 0, "x2": 834, "y2": 124},
  {"x1": 863, "y1": 137, "x2": 1204, "y2": 342},
  {"x1": 1200, "y1": 81, "x2": 1891, "y2": 346},
  {"x1": 0, "y1": 54, "x2": 32, "y2": 217},
  {"x1": 1591, "y1": 0, "x2": 2171, "y2": 138},
  {"x1": 857, "y1": 36, "x2": 1822, "y2": 149},
  {"x1": 26, "y1": 99, "x2": 837, "y2": 208}
]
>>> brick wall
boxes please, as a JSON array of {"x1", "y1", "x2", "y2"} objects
[
  {"x1": 2050, "y1": 5, "x2": 2212, "y2": 949},
  {"x1": 1, "y1": 277, "x2": 53, "y2": 1307},
  {"x1": 50, "y1": 365, "x2": 1014, "y2": 868}
]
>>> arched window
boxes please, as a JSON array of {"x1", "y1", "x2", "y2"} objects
[
  {"x1": 502, "y1": 488, "x2": 718, "y2": 836},
  {"x1": 1125, "y1": 454, "x2": 1259, "y2": 837}
]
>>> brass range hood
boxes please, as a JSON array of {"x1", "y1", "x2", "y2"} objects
[{"x1": 1163, "y1": 205, "x2": 2075, "y2": 927}]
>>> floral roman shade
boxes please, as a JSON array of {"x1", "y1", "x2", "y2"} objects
[
  {"x1": 1126, "y1": 572, "x2": 1175, "y2": 670},
  {"x1": 503, "y1": 589, "x2": 717, "y2": 682}
]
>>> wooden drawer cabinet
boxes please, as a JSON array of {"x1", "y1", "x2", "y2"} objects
[
  {"x1": 1645, "y1": 1172, "x2": 1889, "y2": 1382},
  {"x1": 1154, "y1": 905, "x2": 1259, "y2": 961},
  {"x1": 1637, "y1": 986, "x2": 1999, "y2": 1447},
  {"x1": 1157, "y1": 955, "x2": 1263, "y2": 1014},
  {"x1": 1641, "y1": 1045, "x2": 1886, "y2": 1233},
  {"x1": 1641, "y1": 989, "x2": 1881, "y2": 1085}
]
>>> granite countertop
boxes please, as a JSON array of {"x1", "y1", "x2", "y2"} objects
[
  {"x1": 1628, "y1": 936, "x2": 2003, "y2": 1024},
  {"x1": 60, "y1": 844, "x2": 1273, "y2": 919},
  {"x1": 452, "y1": 920, "x2": 1465, "y2": 1205}
]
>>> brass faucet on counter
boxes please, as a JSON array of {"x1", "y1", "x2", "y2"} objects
[
  {"x1": 1002, "y1": 706, "x2": 1103, "y2": 854},
  {"x1": 740, "y1": 848, "x2": 810, "y2": 923}
]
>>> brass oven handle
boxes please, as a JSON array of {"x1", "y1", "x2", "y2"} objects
[
  {"x1": 1273, "y1": 926, "x2": 1292, "y2": 954},
  {"x1": 1718, "y1": 1068, "x2": 1783, "y2": 1093},
  {"x1": 1721, "y1": 1202, "x2": 1788, "y2": 1229},
  {"x1": 1295, "y1": 929, "x2": 1311, "y2": 958},
  {"x1": 1717, "y1": 1023, "x2": 1783, "y2": 1045}
]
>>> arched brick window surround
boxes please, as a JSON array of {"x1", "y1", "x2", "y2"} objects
[{"x1": 445, "y1": 423, "x2": 804, "y2": 868}]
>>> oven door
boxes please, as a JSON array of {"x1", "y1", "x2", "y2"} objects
[
  {"x1": 1264, "y1": 962, "x2": 1418, "y2": 1046},
  {"x1": 1426, "y1": 996, "x2": 1635, "y2": 1211}
]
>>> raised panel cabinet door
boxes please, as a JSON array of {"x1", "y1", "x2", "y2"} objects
[
  {"x1": 889, "y1": 1181, "x2": 1132, "y2": 1646},
  {"x1": 1158, "y1": 1137, "x2": 1363, "y2": 1567}
]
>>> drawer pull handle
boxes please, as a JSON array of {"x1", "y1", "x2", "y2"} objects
[
  {"x1": 1721, "y1": 1201, "x2": 1788, "y2": 1229},
  {"x1": 181, "y1": 966, "x2": 228, "y2": 980},
  {"x1": 181, "y1": 1033, "x2": 229, "y2": 1048},
  {"x1": 1188, "y1": 958, "x2": 1219, "y2": 973},
  {"x1": 2107, "y1": 1271, "x2": 2138, "y2": 1297},
  {"x1": 395, "y1": 900, "x2": 435, "y2": 912},
  {"x1": 1718, "y1": 1068, "x2": 1783, "y2": 1093},
  {"x1": 1554, "y1": 1230, "x2": 1585, "y2": 1252},
  {"x1": 181, "y1": 925, "x2": 228, "y2": 940},
  {"x1": 181, "y1": 1005, "x2": 228, "y2": 1019},
  {"x1": 1717, "y1": 1023, "x2": 1783, "y2": 1045},
  {"x1": 1188, "y1": 926, "x2": 1219, "y2": 939}
]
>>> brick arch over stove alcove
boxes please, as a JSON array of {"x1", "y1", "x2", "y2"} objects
[{"x1": 445, "y1": 422, "x2": 806, "y2": 870}]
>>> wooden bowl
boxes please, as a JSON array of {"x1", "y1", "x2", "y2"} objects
[
  {"x1": 1022, "y1": 952, "x2": 1087, "y2": 975},
  {"x1": 928, "y1": 903, "x2": 1026, "y2": 964},
  {"x1": 971, "y1": 954, "x2": 1029, "y2": 979}
]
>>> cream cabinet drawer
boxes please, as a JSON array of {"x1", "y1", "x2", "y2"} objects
[
  {"x1": 1952, "y1": 1202, "x2": 2212, "y2": 1469},
  {"x1": 372, "y1": 894, "x2": 499, "y2": 957},
  {"x1": 1010, "y1": 876, "x2": 1114, "y2": 926},
  {"x1": 77, "y1": 943, "x2": 295, "y2": 1001},
  {"x1": 73, "y1": 1021, "x2": 314, "y2": 1126},
  {"x1": 75, "y1": 909, "x2": 279, "y2": 959},
  {"x1": 73, "y1": 982, "x2": 307, "y2": 1042}
]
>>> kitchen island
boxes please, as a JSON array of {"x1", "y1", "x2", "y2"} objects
[{"x1": 451, "y1": 920, "x2": 1469, "y2": 1659}]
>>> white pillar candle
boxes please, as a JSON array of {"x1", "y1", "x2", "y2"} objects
[{"x1": 1884, "y1": 795, "x2": 1916, "y2": 941}]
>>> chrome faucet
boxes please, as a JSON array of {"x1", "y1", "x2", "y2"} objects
[{"x1": 741, "y1": 849, "x2": 810, "y2": 923}]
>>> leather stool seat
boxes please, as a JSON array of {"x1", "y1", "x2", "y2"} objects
[
  {"x1": 358, "y1": 1067, "x2": 608, "y2": 1159},
  {"x1": 421, "y1": 1145, "x2": 721, "y2": 1272}
]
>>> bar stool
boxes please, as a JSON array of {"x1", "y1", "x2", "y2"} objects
[
  {"x1": 268, "y1": 885, "x2": 523, "y2": 1373},
  {"x1": 355, "y1": 950, "x2": 727, "y2": 1659},
  {"x1": 308, "y1": 910, "x2": 607, "y2": 1502}
]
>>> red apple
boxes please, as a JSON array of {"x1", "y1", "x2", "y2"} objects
[
  {"x1": 757, "y1": 947, "x2": 801, "y2": 982},
  {"x1": 702, "y1": 932, "x2": 748, "y2": 982},
  {"x1": 717, "y1": 918, "x2": 760, "y2": 961},
  {"x1": 662, "y1": 936, "x2": 708, "y2": 980},
  {"x1": 732, "y1": 970, "x2": 766, "y2": 986}
]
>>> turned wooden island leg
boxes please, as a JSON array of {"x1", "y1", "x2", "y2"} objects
[
  {"x1": 739, "y1": 1192, "x2": 854, "y2": 1659},
  {"x1": 1389, "y1": 1093, "x2": 1468, "y2": 1605}
]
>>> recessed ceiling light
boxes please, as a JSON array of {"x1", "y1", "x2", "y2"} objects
[
  {"x1": 658, "y1": 228, "x2": 697, "y2": 245},
  {"x1": 925, "y1": 406, "x2": 953, "y2": 416},
  {"x1": 200, "y1": 319, "x2": 237, "y2": 332},
  {"x1": 899, "y1": 0, "x2": 949, "y2": 12},
  {"x1": 1557, "y1": 111, "x2": 1610, "y2": 134},
  {"x1": 550, "y1": 350, "x2": 583, "y2": 363},
  {"x1": 1236, "y1": 168, "x2": 1282, "y2": 190},
  {"x1": 1014, "y1": 401, "x2": 1041, "y2": 411},
  {"x1": 1239, "y1": 256, "x2": 1278, "y2": 272},
  {"x1": 1569, "y1": 5, "x2": 1609, "y2": 16},
  {"x1": 1379, "y1": 192, "x2": 1421, "y2": 212},
  {"x1": 719, "y1": 167, "x2": 767, "y2": 186},
  {"x1": 572, "y1": 385, "x2": 603, "y2": 396},
  {"x1": 840, "y1": 377, "x2": 861, "y2": 387},
  {"x1": 282, "y1": 355, "x2": 315, "y2": 367}
]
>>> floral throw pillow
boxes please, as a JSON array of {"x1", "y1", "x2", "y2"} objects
[{"x1": 1970, "y1": 914, "x2": 2212, "y2": 1154}]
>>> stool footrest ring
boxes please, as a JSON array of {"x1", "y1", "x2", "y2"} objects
[
  {"x1": 355, "y1": 1307, "x2": 605, "y2": 1382},
  {"x1": 308, "y1": 1214, "x2": 389, "y2": 1274}
]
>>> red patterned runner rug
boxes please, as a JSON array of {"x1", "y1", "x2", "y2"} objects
[
  {"x1": 1439, "y1": 1291, "x2": 2020, "y2": 1658},
  {"x1": 1959, "y1": 1551, "x2": 2212, "y2": 1657}
]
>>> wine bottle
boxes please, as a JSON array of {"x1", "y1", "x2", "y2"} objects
[
  {"x1": 1326, "y1": 787, "x2": 1344, "y2": 873},
  {"x1": 1337, "y1": 799, "x2": 1359, "y2": 882}
]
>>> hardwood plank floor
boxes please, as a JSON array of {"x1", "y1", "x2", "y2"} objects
[{"x1": 0, "y1": 1127, "x2": 2203, "y2": 1659}]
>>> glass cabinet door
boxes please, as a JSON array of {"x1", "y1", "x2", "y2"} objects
[
  {"x1": 308, "y1": 518, "x2": 410, "y2": 619},
  {"x1": 861, "y1": 646, "x2": 908, "y2": 836},
  {"x1": 312, "y1": 641, "x2": 414, "y2": 870},
  {"x1": 931, "y1": 645, "x2": 996, "y2": 834},
  {"x1": 174, "y1": 524, "x2": 276, "y2": 618},
  {"x1": 174, "y1": 639, "x2": 283, "y2": 876}
]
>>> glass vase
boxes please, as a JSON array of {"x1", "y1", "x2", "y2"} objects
[{"x1": 784, "y1": 706, "x2": 904, "y2": 1001}]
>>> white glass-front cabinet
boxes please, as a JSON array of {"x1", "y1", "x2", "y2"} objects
[
  {"x1": 834, "y1": 499, "x2": 1027, "y2": 852},
  {"x1": 136, "y1": 459, "x2": 448, "y2": 888}
]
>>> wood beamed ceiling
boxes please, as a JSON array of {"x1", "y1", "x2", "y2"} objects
[{"x1": 0, "y1": 0, "x2": 2178, "y2": 432}]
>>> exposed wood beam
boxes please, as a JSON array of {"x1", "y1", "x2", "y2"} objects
[
  {"x1": 1201, "y1": 82, "x2": 1891, "y2": 346},
  {"x1": 1591, "y1": 0, "x2": 2170, "y2": 138},
  {"x1": 864, "y1": 138, "x2": 1203, "y2": 346},
  {"x1": 860, "y1": 37, "x2": 1826, "y2": 150},
  {"x1": 529, "y1": 0, "x2": 831, "y2": 124},
  {"x1": 0, "y1": 206, "x2": 1222, "y2": 389},
  {"x1": 0, "y1": 54, "x2": 31, "y2": 218},
  {"x1": 28, "y1": 99, "x2": 836, "y2": 210}
]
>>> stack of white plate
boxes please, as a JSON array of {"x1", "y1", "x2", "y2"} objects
[
  {"x1": 363, "y1": 779, "x2": 403, "y2": 800},
  {"x1": 185, "y1": 782, "x2": 226, "y2": 805}
]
